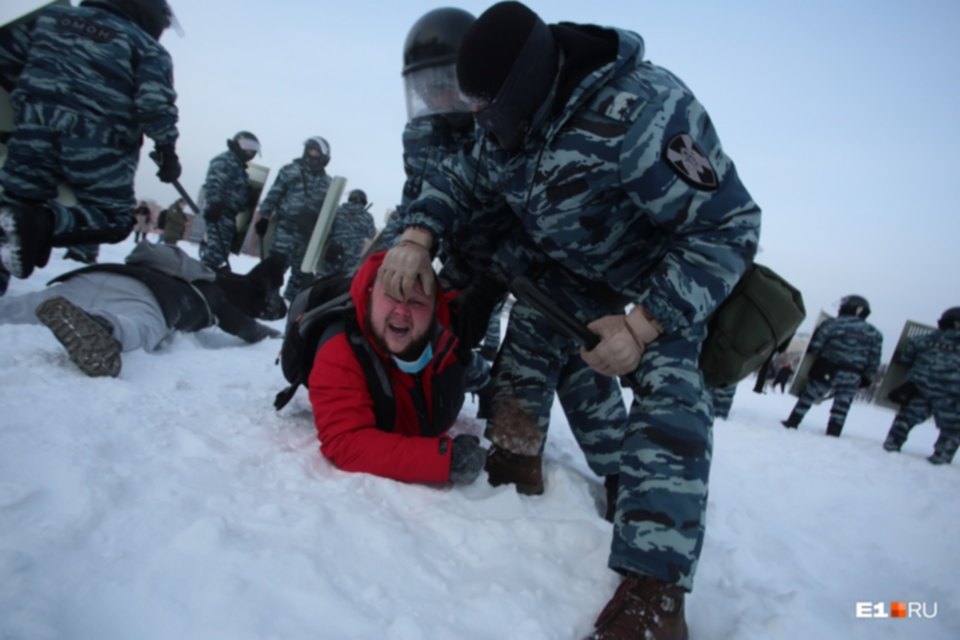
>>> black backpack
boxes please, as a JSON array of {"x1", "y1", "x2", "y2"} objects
[{"x1": 273, "y1": 272, "x2": 396, "y2": 430}]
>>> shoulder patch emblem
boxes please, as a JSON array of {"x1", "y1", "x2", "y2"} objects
[{"x1": 664, "y1": 133, "x2": 718, "y2": 191}]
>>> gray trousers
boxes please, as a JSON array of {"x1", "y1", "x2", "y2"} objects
[{"x1": 0, "y1": 273, "x2": 171, "y2": 352}]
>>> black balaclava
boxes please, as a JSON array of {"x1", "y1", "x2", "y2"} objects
[{"x1": 457, "y1": 2, "x2": 558, "y2": 151}]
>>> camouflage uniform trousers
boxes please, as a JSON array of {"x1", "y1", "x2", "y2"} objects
[
  {"x1": 278, "y1": 227, "x2": 314, "y2": 303},
  {"x1": 885, "y1": 394, "x2": 960, "y2": 463},
  {"x1": 201, "y1": 216, "x2": 236, "y2": 271},
  {"x1": 487, "y1": 291, "x2": 714, "y2": 590},
  {"x1": 0, "y1": 106, "x2": 139, "y2": 246},
  {"x1": 790, "y1": 369, "x2": 861, "y2": 429},
  {"x1": 709, "y1": 384, "x2": 737, "y2": 419}
]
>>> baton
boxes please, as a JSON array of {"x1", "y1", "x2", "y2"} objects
[
  {"x1": 511, "y1": 276, "x2": 600, "y2": 350},
  {"x1": 150, "y1": 150, "x2": 200, "y2": 214}
]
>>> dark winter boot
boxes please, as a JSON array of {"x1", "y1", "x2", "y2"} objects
[
  {"x1": 485, "y1": 445, "x2": 544, "y2": 495},
  {"x1": 35, "y1": 296, "x2": 122, "y2": 378},
  {"x1": 603, "y1": 474, "x2": 619, "y2": 523},
  {"x1": 825, "y1": 420, "x2": 844, "y2": 437},
  {"x1": 927, "y1": 432, "x2": 959, "y2": 465},
  {"x1": 586, "y1": 574, "x2": 689, "y2": 640},
  {"x1": 0, "y1": 203, "x2": 55, "y2": 279},
  {"x1": 882, "y1": 435, "x2": 902, "y2": 452},
  {"x1": 781, "y1": 410, "x2": 802, "y2": 429}
]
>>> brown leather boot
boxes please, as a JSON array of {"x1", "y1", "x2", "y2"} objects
[
  {"x1": 485, "y1": 445, "x2": 544, "y2": 495},
  {"x1": 586, "y1": 574, "x2": 689, "y2": 640}
]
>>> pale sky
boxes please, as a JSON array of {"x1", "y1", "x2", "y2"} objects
[{"x1": 132, "y1": 0, "x2": 960, "y2": 359}]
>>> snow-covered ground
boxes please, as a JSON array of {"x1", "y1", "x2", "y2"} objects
[{"x1": 1, "y1": 239, "x2": 956, "y2": 640}]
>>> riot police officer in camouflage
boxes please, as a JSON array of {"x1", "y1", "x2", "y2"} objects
[
  {"x1": 378, "y1": 3, "x2": 762, "y2": 638},
  {"x1": 883, "y1": 306, "x2": 960, "y2": 465},
  {"x1": 200, "y1": 130, "x2": 261, "y2": 271},
  {"x1": 782, "y1": 295, "x2": 883, "y2": 436},
  {"x1": 254, "y1": 135, "x2": 332, "y2": 301},
  {"x1": 0, "y1": 0, "x2": 180, "y2": 283}
]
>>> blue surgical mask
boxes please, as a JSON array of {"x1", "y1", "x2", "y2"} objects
[{"x1": 393, "y1": 343, "x2": 433, "y2": 374}]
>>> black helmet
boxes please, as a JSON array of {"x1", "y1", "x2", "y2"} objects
[
  {"x1": 228, "y1": 131, "x2": 260, "y2": 162},
  {"x1": 938, "y1": 307, "x2": 960, "y2": 331},
  {"x1": 81, "y1": 0, "x2": 172, "y2": 40},
  {"x1": 303, "y1": 136, "x2": 331, "y2": 169},
  {"x1": 402, "y1": 8, "x2": 476, "y2": 76},
  {"x1": 347, "y1": 189, "x2": 367, "y2": 206},
  {"x1": 839, "y1": 295, "x2": 871, "y2": 319}
]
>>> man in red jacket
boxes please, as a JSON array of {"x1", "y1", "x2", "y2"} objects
[{"x1": 307, "y1": 252, "x2": 485, "y2": 484}]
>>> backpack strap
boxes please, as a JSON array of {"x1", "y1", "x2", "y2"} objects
[{"x1": 344, "y1": 311, "x2": 396, "y2": 431}]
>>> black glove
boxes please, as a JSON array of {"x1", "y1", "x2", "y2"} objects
[
  {"x1": 153, "y1": 143, "x2": 181, "y2": 184},
  {"x1": 205, "y1": 202, "x2": 223, "y2": 224},
  {"x1": 449, "y1": 434, "x2": 486, "y2": 485},
  {"x1": 859, "y1": 375, "x2": 872, "y2": 389},
  {"x1": 887, "y1": 381, "x2": 919, "y2": 405},
  {"x1": 453, "y1": 276, "x2": 506, "y2": 351},
  {"x1": 254, "y1": 217, "x2": 270, "y2": 236},
  {"x1": 324, "y1": 241, "x2": 344, "y2": 265},
  {"x1": 250, "y1": 323, "x2": 281, "y2": 343}
]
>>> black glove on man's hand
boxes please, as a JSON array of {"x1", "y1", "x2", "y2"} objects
[
  {"x1": 205, "y1": 203, "x2": 223, "y2": 224},
  {"x1": 254, "y1": 217, "x2": 269, "y2": 236},
  {"x1": 449, "y1": 434, "x2": 486, "y2": 485},
  {"x1": 453, "y1": 277, "x2": 506, "y2": 351},
  {"x1": 324, "y1": 242, "x2": 344, "y2": 265},
  {"x1": 859, "y1": 375, "x2": 872, "y2": 389},
  {"x1": 154, "y1": 143, "x2": 181, "y2": 184}
]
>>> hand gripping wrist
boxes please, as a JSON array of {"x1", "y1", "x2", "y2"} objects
[{"x1": 625, "y1": 305, "x2": 663, "y2": 346}]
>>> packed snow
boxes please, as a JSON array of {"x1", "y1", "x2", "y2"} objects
[{"x1": 1, "y1": 239, "x2": 956, "y2": 640}]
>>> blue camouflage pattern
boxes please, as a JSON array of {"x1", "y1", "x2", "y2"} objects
[
  {"x1": 788, "y1": 315, "x2": 883, "y2": 430},
  {"x1": 0, "y1": 4, "x2": 178, "y2": 245},
  {"x1": 402, "y1": 28, "x2": 760, "y2": 590},
  {"x1": 257, "y1": 158, "x2": 331, "y2": 300},
  {"x1": 200, "y1": 149, "x2": 251, "y2": 270},
  {"x1": 317, "y1": 201, "x2": 376, "y2": 277},
  {"x1": 884, "y1": 328, "x2": 960, "y2": 463},
  {"x1": 710, "y1": 384, "x2": 737, "y2": 420}
]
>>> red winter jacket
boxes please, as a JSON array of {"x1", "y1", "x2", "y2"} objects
[{"x1": 307, "y1": 252, "x2": 466, "y2": 483}]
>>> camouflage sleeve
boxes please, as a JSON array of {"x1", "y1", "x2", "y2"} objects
[
  {"x1": 868, "y1": 328, "x2": 883, "y2": 372},
  {"x1": 0, "y1": 21, "x2": 31, "y2": 92},
  {"x1": 899, "y1": 335, "x2": 920, "y2": 366},
  {"x1": 403, "y1": 145, "x2": 495, "y2": 247},
  {"x1": 619, "y1": 89, "x2": 761, "y2": 332},
  {"x1": 134, "y1": 45, "x2": 178, "y2": 146},
  {"x1": 202, "y1": 154, "x2": 234, "y2": 210},
  {"x1": 362, "y1": 211, "x2": 377, "y2": 239},
  {"x1": 258, "y1": 164, "x2": 295, "y2": 220},
  {"x1": 808, "y1": 319, "x2": 834, "y2": 355}
]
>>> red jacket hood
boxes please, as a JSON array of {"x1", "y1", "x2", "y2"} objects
[{"x1": 350, "y1": 252, "x2": 454, "y2": 345}]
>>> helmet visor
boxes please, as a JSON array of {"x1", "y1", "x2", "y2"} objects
[{"x1": 404, "y1": 63, "x2": 471, "y2": 121}]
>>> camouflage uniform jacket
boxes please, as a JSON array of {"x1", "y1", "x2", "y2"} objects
[
  {"x1": 899, "y1": 329, "x2": 960, "y2": 400},
  {"x1": 202, "y1": 150, "x2": 250, "y2": 219},
  {"x1": 322, "y1": 201, "x2": 377, "y2": 275},
  {"x1": 404, "y1": 27, "x2": 761, "y2": 332},
  {"x1": 0, "y1": 4, "x2": 178, "y2": 149},
  {"x1": 809, "y1": 315, "x2": 883, "y2": 375},
  {"x1": 258, "y1": 159, "x2": 331, "y2": 230}
]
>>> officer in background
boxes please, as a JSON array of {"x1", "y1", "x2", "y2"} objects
[
  {"x1": 379, "y1": 3, "x2": 761, "y2": 637},
  {"x1": 0, "y1": 0, "x2": 180, "y2": 283},
  {"x1": 200, "y1": 130, "x2": 260, "y2": 270},
  {"x1": 318, "y1": 189, "x2": 377, "y2": 278},
  {"x1": 782, "y1": 295, "x2": 883, "y2": 435},
  {"x1": 883, "y1": 306, "x2": 960, "y2": 465},
  {"x1": 254, "y1": 136, "x2": 332, "y2": 302}
]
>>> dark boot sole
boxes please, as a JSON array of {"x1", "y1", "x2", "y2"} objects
[{"x1": 36, "y1": 296, "x2": 121, "y2": 378}]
